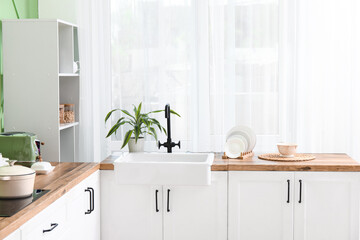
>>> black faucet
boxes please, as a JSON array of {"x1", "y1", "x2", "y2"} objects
[{"x1": 158, "y1": 104, "x2": 180, "y2": 153}]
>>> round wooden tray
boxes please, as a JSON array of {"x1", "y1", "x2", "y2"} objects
[{"x1": 258, "y1": 153, "x2": 316, "y2": 162}]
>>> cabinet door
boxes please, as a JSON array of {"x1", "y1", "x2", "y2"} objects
[
  {"x1": 83, "y1": 171, "x2": 101, "y2": 240},
  {"x1": 60, "y1": 170, "x2": 100, "y2": 240},
  {"x1": 229, "y1": 171, "x2": 294, "y2": 240},
  {"x1": 294, "y1": 172, "x2": 360, "y2": 240},
  {"x1": 61, "y1": 184, "x2": 86, "y2": 240},
  {"x1": 163, "y1": 172, "x2": 227, "y2": 240},
  {"x1": 101, "y1": 171, "x2": 162, "y2": 240}
]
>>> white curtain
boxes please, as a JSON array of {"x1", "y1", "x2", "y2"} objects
[
  {"x1": 207, "y1": 0, "x2": 281, "y2": 152},
  {"x1": 78, "y1": 0, "x2": 112, "y2": 162},
  {"x1": 110, "y1": 0, "x2": 280, "y2": 152},
  {"x1": 110, "y1": 0, "x2": 360, "y2": 159},
  {"x1": 292, "y1": 0, "x2": 360, "y2": 159},
  {"x1": 110, "y1": 0, "x2": 198, "y2": 152}
]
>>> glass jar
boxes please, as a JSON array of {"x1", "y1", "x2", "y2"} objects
[
  {"x1": 59, "y1": 104, "x2": 65, "y2": 124},
  {"x1": 64, "y1": 104, "x2": 75, "y2": 123}
]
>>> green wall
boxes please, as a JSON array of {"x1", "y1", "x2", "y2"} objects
[{"x1": 0, "y1": 0, "x2": 38, "y2": 131}]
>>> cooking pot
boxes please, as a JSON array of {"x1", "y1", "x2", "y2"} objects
[{"x1": 0, "y1": 160, "x2": 35, "y2": 199}]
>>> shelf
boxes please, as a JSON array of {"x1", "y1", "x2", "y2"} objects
[
  {"x1": 60, "y1": 122, "x2": 79, "y2": 130},
  {"x1": 59, "y1": 73, "x2": 79, "y2": 77}
]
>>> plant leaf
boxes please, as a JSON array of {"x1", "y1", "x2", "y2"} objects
[
  {"x1": 148, "y1": 110, "x2": 164, "y2": 114},
  {"x1": 105, "y1": 120, "x2": 127, "y2": 138},
  {"x1": 116, "y1": 117, "x2": 125, "y2": 124},
  {"x1": 146, "y1": 131, "x2": 155, "y2": 138},
  {"x1": 105, "y1": 109, "x2": 120, "y2": 123},
  {"x1": 133, "y1": 104, "x2": 137, "y2": 117},
  {"x1": 149, "y1": 127, "x2": 158, "y2": 141},
  {"x1": 141, "y1": 117, "x2": 150, "y2": 128},
  {"x1": 125, "y1": 120, "x2": 135, "y2": 127},
  {"x1": 121, "y1": 110, "x2": 136, "y2": 120},
  {"x1": 170, "y1": 109, "x2": 181, "y2": 117},
  {"x1": 106, "y1": 125, "x2": 120, "y2": 138},
  {"x1": 136, "y1": 102, "x2": 142, "y2": 120},
  {"x1": 150, "y1": 118, "x2": 160, "y2": 125},
  {"x1": 162, "y1": 126, "x2": 167, "y2": 135},
  {"x1": 148, "y1": 118, "x2": 163, "y2": 132},
  {"x1": 106, "y1": 123, "x2": 120, "y2": 138},
  {"x1": 121, "y1": 130, "x2": 133, "y2": 149},
  {"x1": 134, "y1": 125, "x2": 140, "y2": 143}
]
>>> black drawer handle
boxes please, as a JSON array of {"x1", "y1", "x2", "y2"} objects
[
  {"x1": 299, "y1": 180, "x2": 302, "y2": 203},
  {"x1": 89, "y1": 187, "x2": 95, "y2": 212},
  {"x1": 155, "y1": 190, "x2": 159, "y2": 212},
  {"x1": 167, "y1": 189, "x2": 171, "y2": 212},
  {"x1": 43, "y1": 223, "x2": 58, "y2": 233},
  {"x1": 85, "y1": 188, "x2": 92, "y2": 214},
  {"x1": 287, "y1": 180, "x2": 290, "y2": 203}
]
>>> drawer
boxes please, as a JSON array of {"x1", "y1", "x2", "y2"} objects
[{"x1": 21, "y1": 198, "x2": 67, "y2": 240}]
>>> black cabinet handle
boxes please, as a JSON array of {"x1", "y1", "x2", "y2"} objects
[
  {"x1": 299, "y1": 180, "x2": 302, "y2": 203},
  {"x1": 43, "y1": 223, "x2": 58, "y2": 233},
  {"x1": 167, "y1": 189, "x2": 171, "y2": 212},
  {"x1": 89, "y1": 187, "x2": 95, "y2": 212},
  {"x1": 155, "y1": 190, "x2": 159, "y2": 212},
  {"x1": 85, "y1": 188, "x2": 92, "y2": 214},
  {"x1": 287, "y1": 180, "x2": 290, "y2": 203}
]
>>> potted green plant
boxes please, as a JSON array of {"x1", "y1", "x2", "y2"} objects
[{"x1": 105, "y1": 102, "x2": 180, "y2": 152}]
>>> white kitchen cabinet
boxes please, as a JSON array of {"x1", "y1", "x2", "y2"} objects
[
  {"x1": 163, "y1": 172, "x2": 227, "y2": 240},
  {"x1": 61, "y1": 170, "x2": 100, "y2": 240},
  {"x1": 294, "y1": 172, "x2": 360, "y2": 240},
  {"x1": 61, "y1": 184, "x2": 86, "y2": 240},
  {"x1": 82, "y1": 171, "x2": 101, "y2": 240},
  {"x1": 229, "y1": 171, "x2": 360, "y2": 240},
  {"x1": 229, "y1": 171, "x2": 294, "y2": 240},
  {"x1": 15, "y1": 171, "x2": 100, "y2": 240},
  {"x1": 101, "y1": 171, "x2": 162, "y2": 240},
  {"x1": 101, "y1": 171, "x2": 227, "y2": 240}
]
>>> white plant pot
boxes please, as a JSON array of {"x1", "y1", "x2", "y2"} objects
[{"x1": 128, "y1": 138, "x2": 144, "y2": 152}]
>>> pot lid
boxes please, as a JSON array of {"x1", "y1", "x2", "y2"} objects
[{"x1": 0, "y1": 160, "x2": 35, "y2": 176}]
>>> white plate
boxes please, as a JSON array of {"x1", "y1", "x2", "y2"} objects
[
  {"x1": 229, "y1": 134, "x2": 248, "y2": 151},
  {"x1": 225, "y1": 136, "x2": 247, "y2": 158},
  {"x1": 227, "y1": 131, "x2": 250, "y2": 149},
  {"x1": 226, "y1": 125, "x2": 256, "y2": 152}
]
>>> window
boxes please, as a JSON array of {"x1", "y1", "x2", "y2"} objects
[
  {"x1": 232, "y1": 0, "x2": 279, "y2": 135},
  {"x1": 111, "y1": 0, "x2": 281, "y2": 152}
]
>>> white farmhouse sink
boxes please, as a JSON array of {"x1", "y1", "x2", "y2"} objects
[{"x1": 114, "y1": 153, "x2": 214, "y2": 185}]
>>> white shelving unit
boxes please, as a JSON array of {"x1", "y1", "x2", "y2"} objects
[
  {"x1": 59, "y1": 122, "x2": 79, "y2": 131},
  {"x1": 59, "y1": 73, "x2": 79, "y2": 77},
  {"x1": 2, "y1": 19, "x2": 80, "y2": 162}
]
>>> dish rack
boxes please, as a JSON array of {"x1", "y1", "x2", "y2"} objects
[{"x1": 222, "y1": 151, "x2": 254, "y2": 160}]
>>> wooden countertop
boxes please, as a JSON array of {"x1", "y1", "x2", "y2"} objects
[
  {"x1": 101, "y1": 153, "x2": 360, "y2": 172},
  {"x1": 213, "y1": 153, "x2": 360, "y2": 171},
  {"x1": 2, "y1": 153, "x2": 359, "y2": 238},
  {"x1": 0, "y1": 162, "x2": 99, "y2": 239}
]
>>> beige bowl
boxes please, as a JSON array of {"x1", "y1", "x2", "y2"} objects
[{"x1": 277, "y1": 143, "x2": 298, "y2": 157}]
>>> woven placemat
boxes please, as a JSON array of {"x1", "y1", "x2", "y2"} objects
[{"x1": 258, "y1": 153, "x2": 316, "y2": 162}]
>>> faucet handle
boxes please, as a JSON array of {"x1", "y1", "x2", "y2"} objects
[
  {"x1": 158, "y1": 141, "x2": 164, "y2": 149},
  {"x1": 175, "y1": 141, "x2": 181, "y2": 149}
]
